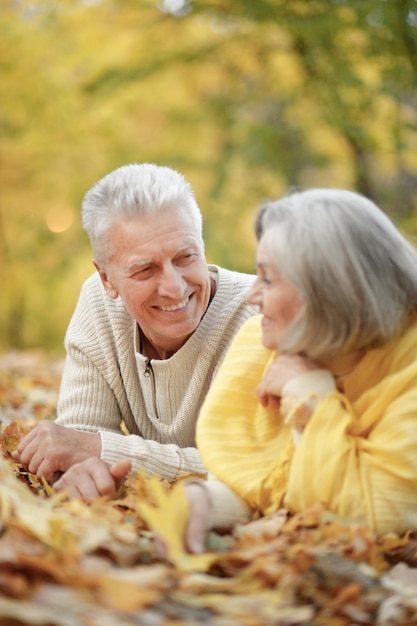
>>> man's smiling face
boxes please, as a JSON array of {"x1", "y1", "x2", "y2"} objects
[{"x1": 95, "y1": 206, "x2": 211, "y2": 359}]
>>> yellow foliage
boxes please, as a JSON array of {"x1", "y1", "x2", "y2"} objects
[
  {"x1": 0, "y1": 454, "x2": 69, "y2": 547},
  {"x1": 135, "y1": 476, "x2": 219, "y2": 572},
  {"x1": 1, "y1": 0, "x2": 416, "y2": 350}
]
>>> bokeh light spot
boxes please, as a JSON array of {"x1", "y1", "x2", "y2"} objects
[{"x1": 46, "y1": 207, "x2": 74, "y2": 233}]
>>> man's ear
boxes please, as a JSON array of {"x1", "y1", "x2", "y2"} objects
[{"x1": 93, "y1": 261, "x2": 119, "y2": 300}]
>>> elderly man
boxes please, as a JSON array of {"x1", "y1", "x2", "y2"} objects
[{"x1": 13, "y1": 163, "x2": 256, "y2": 497}]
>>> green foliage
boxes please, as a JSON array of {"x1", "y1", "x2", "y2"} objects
[{"x1": 1, "y1": 0, "x2": 416, "y2": 349}]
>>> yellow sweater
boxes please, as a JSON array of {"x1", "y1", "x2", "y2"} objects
[{"x1": 196, "y1": 315, "x2": 417, "y2": 534}]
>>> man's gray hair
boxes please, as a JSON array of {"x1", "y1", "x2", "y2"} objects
[
  {"x1": 82, "y1": 163, "x2": 203, "y2": 263},
  {"x1": 257, "y1": 188, "x2": 417, "y2": 360}
]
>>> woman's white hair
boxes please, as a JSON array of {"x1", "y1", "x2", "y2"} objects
[
  {"x1": 82, "y1": 163, "x2": 203, "y2": 264},
  {"x1": 256, "y1": 188, "x2": 417, "y2": 360}
]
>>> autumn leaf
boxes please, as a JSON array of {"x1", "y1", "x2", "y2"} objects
[
  {"x1": 2, "y1": 351, "x2": 417, "y2": 624},
  {"x1": 135, "y1": 476, "x2": 219, "y2": 572},
  {"x1": 0, "y1": 455, "x2": 70, "y2": 545},
  {"x1": 0, "y1": 420, "x2": 23, "y2": 453}
]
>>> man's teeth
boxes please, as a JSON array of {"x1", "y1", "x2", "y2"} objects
[{"x1": 159, "y1": 299, "x2": 188, "y2": 312}]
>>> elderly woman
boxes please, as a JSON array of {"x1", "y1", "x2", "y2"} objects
[{"x1": 184, "y1": 188, "x2": 417, "y2": 553}]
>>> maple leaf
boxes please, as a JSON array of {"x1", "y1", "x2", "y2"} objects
[
  {"x1": 0, "y1": 420, "x2": 23, "y2": 453},
  {"x1": 135, "y1": 476, "x2": 219, "y2": 572}
]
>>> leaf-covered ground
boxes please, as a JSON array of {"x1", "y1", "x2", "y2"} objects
[{"x1": 1, "y1": 351, "x2": 417, "y2": 626}]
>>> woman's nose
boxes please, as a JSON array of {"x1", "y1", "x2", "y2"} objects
[{"x1": 246, "y1": 280, "x2": 262, "y2": 305}]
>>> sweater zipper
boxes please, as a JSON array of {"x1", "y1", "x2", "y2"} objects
[
  {"x1": 144, "y1": 358, "x2": 152, "y2": 377},
  {"x1": 144, "y1": 358, "x2": 158, "y2": 419}
]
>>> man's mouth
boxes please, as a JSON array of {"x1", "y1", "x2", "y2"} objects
[{"x1": 158, "y1": 297, "x2": 189, "y2": 312}]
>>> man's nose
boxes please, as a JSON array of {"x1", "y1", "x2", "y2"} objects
[{"x1": 158, "y1": 265, "x2": 186, "y2": 298}]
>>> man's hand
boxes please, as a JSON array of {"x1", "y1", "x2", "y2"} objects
[
  {"x1": 53, "y1": 458, "x2": 131, "y2": 502},
  {"x1": 11, "y1": 421, "x2": 101, "y2": 483}
]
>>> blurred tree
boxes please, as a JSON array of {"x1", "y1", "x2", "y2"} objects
[{"x1": 0, "y1": 0, "x2": 416, "y2": 350}]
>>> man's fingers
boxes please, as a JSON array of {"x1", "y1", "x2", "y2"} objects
[
  {"x1": 54, "y1": 474, "x2": 99, "y2": 503},
  {"x1": 110, "y1": 460, "x2": 131, "y2": 480},
  {"x1": 52, "y1": 458, "x2": 114, "y2": 502},
  {"x1": 34, "y1": 459, "x2": 62, "y2": 484},
  {"x1": 109, "y1": 460, "x2": 131, "y2": 494},
  {"x1": 12, "y1": 438, "x2": 37, "y2": 466},
  {"x1": 12, "y1": 424, "x2": 102, "y2": 488},
  {"x1": 14, "y1": 428, "x2": 37, "y2": 457}
]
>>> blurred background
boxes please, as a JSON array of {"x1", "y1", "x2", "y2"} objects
[{"x1": 1, "y1": 0, "x2": 416, "y2": 353}]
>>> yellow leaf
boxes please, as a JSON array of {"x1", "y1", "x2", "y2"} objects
[
  {"x1": 1, "y1": 434, "x2": 19, "y2": 453},
  {"x1": 0, "y1": 420, "x2": 23, "y2": 453},
  {"x1": 135, "y1": 477, "x2": 219, "y2": 572},
  {"x1": 0, "y1": 455, "x2": 69, "y2": 547}
]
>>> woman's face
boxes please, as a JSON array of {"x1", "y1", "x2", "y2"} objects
[{"x1": 246, "y1": 234, "x2": 304, "y2": 351}]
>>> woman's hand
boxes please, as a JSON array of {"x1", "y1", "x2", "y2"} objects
[
  {"x1": 184, "y1": 482, "x2": 211, "y2": 553},
  {"x1": 257, "y1": 353, "x2": 321, "y2": 408},
  {"x1": 154, "y1": 481, "x2": 211, "y2": 557}
]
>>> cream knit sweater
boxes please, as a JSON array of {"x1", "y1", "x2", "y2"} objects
[{"x1": 56, "y1": 266, "x2": 257, "y2": 480}]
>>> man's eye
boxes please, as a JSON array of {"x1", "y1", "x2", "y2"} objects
[
  {"x1": 132, "y1": 267, "x2": 152, "y2": 279},
  {"x1": 176, "y1": 254, "x2": 196, "y2": 265}
]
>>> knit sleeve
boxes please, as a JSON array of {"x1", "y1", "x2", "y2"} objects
[
  {"x1": 56, "y1": 346, "x2": 125, "y2": 434},
  {"x1": 99, "y1": 430, "x2": 206, "y2": 480},
  {"x1": 204, "y1": 474, "x2": 252, "y2": 529},
  {"x1": 55, "y1": 275, "x2": 134, "y2": 434}
]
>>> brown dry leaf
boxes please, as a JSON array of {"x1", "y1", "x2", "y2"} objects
[
  {"x1": 0, "y1": 595, "x2": 80, "y2": 626},
  {"x1": 93, "y1": 564, "x2": 171, "y2": 611},
  {"x1": 282, "y1": 500, "x2": 327, "y2": 532},
  {"x1": 377, "y1": 593, "x2": 417, "y2": 625},
  {"x1": 4, "y1": 351, "x2": 417, "y2": 625},
  {"x1": 178, "y1": 571, "x2": 240, "y2": 594},
  {"x1": 174, "y1": 587, "x2": 315, "y2": 625},
  {"x1": 0, "y1": 455, "x2": 70, "y2": 547},
  {"x1": 0, "y1": 420, "x2": 23, "y2": 453},
  {"x1": 379, "y1": 531, "x2": 417, "y2": 566},
  {"x1": 233, "y1": 508, "x2": 289, "y2": 543}
]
